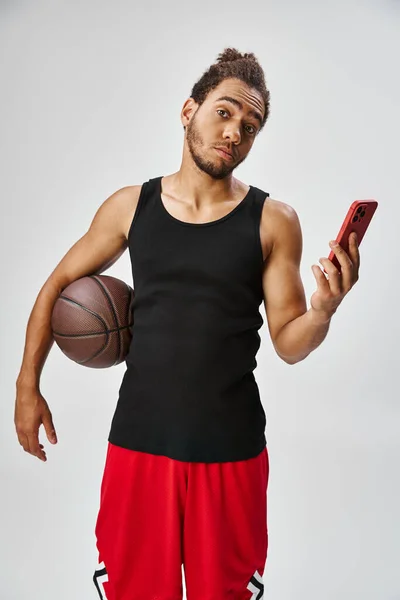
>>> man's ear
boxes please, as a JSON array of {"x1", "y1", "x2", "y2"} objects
[{"x1": 181, "y1": 98, "x2": 197, "y2": 129}]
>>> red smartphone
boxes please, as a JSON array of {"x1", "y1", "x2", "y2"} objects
[{"x1": 325, "y1": 199, "x2": 378, "y2": 273}]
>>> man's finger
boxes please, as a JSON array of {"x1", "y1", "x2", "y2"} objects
[
  {"x1": 335, "y1": 235, "x2": 359, "y2": 290},
  {"x1": 312, "y1": 264, "x2": 330, "y2": 292},
  {"x1": 329, "y1": 243, "x2": 355, "y2": 289},
  {"x1": 329, "y1": 241, "x2": 352, "y2": 268},
  {"x1": 319, "y1": 257, "x2": 341, "y2": 296},
  {"x1": 349, "y1": 232, "x2": 361, "y2": 270},
  {"x1": 42, "y1": 410, "x2": 58, "y2": 444},
  {"x1": 26, "y1": 432, "x2": 46, "y2": 461}
]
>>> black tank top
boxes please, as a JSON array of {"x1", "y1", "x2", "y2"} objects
[{"x1": 108, "y1": 176, "x2": 270, "y2": 463}]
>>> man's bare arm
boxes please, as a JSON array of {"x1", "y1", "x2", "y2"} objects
[
  {"x1": 15, "y1": 185, "x2": 140, "y2": 461},
  {"x1": 261, "y1": 202, "x2": 331, "y2": 365},
  {"x1": 16, "y1": 184, "x2": 140, "y2": 387}
]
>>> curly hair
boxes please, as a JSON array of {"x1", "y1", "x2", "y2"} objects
[{"x1": 189, "y1": 48, "x2": 270, "y2": 132}]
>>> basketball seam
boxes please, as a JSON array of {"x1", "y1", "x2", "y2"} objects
[
  {"x1": 58, "y1": 295, "x2": 108, "y2": 330},
  {"x1": 56, "y1": 295, "x2": 110, "y2": 364},
  {"x1": 90, "y1": 276, "x2": 122, "y2": 366},
  {"x1": 53, "y1": 325, "x2": 131, "y2": 337}
]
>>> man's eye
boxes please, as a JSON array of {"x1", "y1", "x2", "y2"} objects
[{"x1": 217, "y1": 110, "x2": 257, "y2": 135}]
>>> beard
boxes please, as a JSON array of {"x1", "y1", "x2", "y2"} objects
[{"x1": 186, "y1": 113, "x2": 247, "y2": 180}]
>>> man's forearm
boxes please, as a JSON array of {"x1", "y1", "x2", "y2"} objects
[
  {"x1": 274, "y1": 307, "x2": 333, "y2": 365},
  {"x1": 16, "y1": 281, "x2": 60, "y2": 391}
]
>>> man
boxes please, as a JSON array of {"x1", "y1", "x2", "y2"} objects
[{"x1": 14, "y1": 48, "x2": 359, "y2": 600}]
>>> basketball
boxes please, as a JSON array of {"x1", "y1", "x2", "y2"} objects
[{"x1": 51, "y1": 275, "x2": 134, "y2": 368}]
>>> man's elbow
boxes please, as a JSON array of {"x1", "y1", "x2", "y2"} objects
[
  {"x1": 275, "y1": 348, "x2": 307, "y2": 365},
  {"x1": 279, "y1": 353, "x2": 298, "y2": 365}
]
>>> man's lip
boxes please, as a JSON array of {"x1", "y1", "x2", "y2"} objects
[{"x1": 215, "y1": 147, "x2": 234, "y2": 159}]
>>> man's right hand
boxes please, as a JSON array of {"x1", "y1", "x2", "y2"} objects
[{"x1": 14, "y1": 387, "x2": 58, "y2": 462}]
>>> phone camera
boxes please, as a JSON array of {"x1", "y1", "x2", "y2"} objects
[{"x1": 352, "y1": 216, "x2": 359, "y2": 223}]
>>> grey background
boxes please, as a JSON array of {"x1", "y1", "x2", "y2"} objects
[{"x1": 1, "y1": 0, "x2": 399, "y2": 598}]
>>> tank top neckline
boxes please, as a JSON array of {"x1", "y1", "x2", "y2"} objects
[{"x1": 156, "y1": 176, "x2": 254, "y2": 228}]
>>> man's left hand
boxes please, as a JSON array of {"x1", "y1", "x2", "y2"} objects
[{"x1": 310, "y1": 232, "x2": 360, "y2": 320}]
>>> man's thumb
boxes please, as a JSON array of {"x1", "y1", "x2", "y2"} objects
[{"x1": 43, "y1": 411, "x2": 58, "y2": 444}]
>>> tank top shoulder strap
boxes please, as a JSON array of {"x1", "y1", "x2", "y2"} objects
[
  {"x1": 127, "y1": 176, "x2": 162, "y2": 241},
  {"x1": 248, "y1": 185, "x2": 270, "y2": 223}
]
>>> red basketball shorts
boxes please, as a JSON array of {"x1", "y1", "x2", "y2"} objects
[{"x1": 93, "y1": 442, "x2": 269, "y2": 600}]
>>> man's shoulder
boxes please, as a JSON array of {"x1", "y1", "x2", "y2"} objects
[
  {"x1": 263, "y1": 189, "x2": 298, "y2": 225},
  {"x1": 109, "y1": 184, "x2": 144, "y2": 241},
  {"x1": 262, "y1": 196, "x2": 298, "y2": 220},
  {"x1": 247, "y1": 180, "x2": 297, "y2": 220},
  {"x1": 260, "y1": 194, "x2": 301, "y2": 257}
]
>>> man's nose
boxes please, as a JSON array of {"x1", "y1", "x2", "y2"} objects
[{"x1": 223, "y1": 124, "x2": 241, "y2": 145}]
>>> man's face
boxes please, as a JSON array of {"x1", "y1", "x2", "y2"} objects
[{"x1": 184, "y1": 78, "x2": 265, "y2": 180}]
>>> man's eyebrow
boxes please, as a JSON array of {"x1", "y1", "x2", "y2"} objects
[{"x1": 214, "y1": 96, "x2": 263, "y2": 125}]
